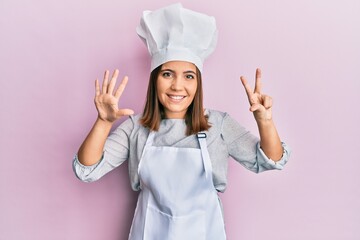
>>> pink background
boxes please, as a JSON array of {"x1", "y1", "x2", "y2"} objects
[{"x1": 1, "y1": 0, "x2": 359, "y2": 239}]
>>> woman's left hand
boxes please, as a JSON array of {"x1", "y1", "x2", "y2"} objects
[
  {"x1": 241, "y1": 68, "x2": 284, "y2": 161},
  {"x1": 240, "y1": 68, "x2": 273, "y2": 123}
]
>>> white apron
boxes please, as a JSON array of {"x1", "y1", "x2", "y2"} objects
[{"x1": 128, "y1": 131, "x2": 226, "y2": 240}]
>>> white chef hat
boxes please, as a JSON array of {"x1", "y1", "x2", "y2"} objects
[{"x1": 136, "y1": 3, "x2": 218, "y2": 72}]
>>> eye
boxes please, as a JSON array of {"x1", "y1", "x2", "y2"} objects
[
  {"x1": 162, "y1": 72, "x2": 172, "y2": 78},
  {"x1": 185, "y1": 74, "x2": 195, "y2": 79}
]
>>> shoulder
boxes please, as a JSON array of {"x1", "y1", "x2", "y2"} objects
[
  {"x1": 204, "y1": 109, "x2": 229, "y2": 135},
  {"x1": 129, "y1": 113, "x2": 143, "y2": 125},
  {"x1": 119, "y1": 113, "x2": 143, "y2": 126},
  {"x1": 205, "y1": 109, "x2": 229, "y2": 126},
  {"x1": 205, "y1": 109, "x2": 247, "y2": 136},
  {"x1": 112, "y1": 113, "x2": 147, "y2": 135}
]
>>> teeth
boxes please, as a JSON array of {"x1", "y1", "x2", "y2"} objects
[{"x1": 169, "y1": 95, "x2": 185, "y2": 100}]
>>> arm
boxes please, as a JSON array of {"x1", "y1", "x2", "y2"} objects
[
  {"x1": 77, "y1": 69, "x2": 134, "y2": 166},
  {"x1": 240, "y1": 68, "x2": 283, "y2": 161}
]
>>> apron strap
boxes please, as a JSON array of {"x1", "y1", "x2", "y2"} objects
[
  {"x1": 144, "y1": 131, "x2": 155, "y2": 147},
  {"x1": 139, "y1": 131, "x2": 156, "y2": 175},
  {"x1": 197, "y1": 132, "x2": 212, "y2": 179}
]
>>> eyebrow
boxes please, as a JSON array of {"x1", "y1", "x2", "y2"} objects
[
  {"x1": 160, "y1": 69, "x2": 196, "y2": 74},
  {"x1": 184, "y1": 70, "x2": 196, "y2": 75}
]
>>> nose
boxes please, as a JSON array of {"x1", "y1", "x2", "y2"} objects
[{"x1": 170, "y1": 76, "x2": 183, "y2": 91}]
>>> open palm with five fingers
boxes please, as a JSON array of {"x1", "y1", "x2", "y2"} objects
[
  {"x1": 240, "y1": 68, "x2": 273, "y2": 123},
  {"x1": 95, "y1": 69, "x2": 134, "y2": 123}
]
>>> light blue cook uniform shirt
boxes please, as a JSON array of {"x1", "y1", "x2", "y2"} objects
[{"x1": 73, "y1": 109, "x2": 291, "y2": 192}]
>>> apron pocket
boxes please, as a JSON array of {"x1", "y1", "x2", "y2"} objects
[{"x1": 144, "y1": 205, "x2": 206, "y2": 240}]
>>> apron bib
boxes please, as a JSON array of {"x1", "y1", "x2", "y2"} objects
[{"x1": 128, "y1": 131, "x2": 226, "y2": 240}]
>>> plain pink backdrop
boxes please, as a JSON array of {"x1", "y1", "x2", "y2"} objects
[{"x1": 1, "y1": 0, "x2": 359, "y2": 239}]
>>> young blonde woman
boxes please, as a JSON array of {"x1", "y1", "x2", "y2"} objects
[{"x1": 73, "y1": 3, "x2": 291, "y2": 240}]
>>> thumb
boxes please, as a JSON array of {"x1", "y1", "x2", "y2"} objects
[
  {"x1": 249, "y1": 104, "x2": 262, "y2": 112},
  {"x1": 116, "y1": 109, "x2": 134, "y2": 118}
]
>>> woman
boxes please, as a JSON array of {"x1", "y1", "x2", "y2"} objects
[{"x1": 73, "y1": 3, "x2": 290, "y2": 240}]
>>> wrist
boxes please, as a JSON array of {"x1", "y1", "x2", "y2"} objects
[
  {"x1": 95, "y1": 117, "x2": 114, "y2": 130},
  {"x1": 255, "y1": 118, "x2": 274, "y2": 127}
]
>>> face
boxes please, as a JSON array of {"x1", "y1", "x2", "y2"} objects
[{"x1": 156, "y1": 61, "x2": 198, "y2": 119}]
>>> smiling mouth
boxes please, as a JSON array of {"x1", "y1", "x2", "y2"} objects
[{"x1": 168, "y1": 95, "x2": 186, "y2": 100}]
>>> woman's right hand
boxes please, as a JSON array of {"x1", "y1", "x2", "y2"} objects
[{"x1": 94, "y1": 69, "x2": 134, "y2": 123}]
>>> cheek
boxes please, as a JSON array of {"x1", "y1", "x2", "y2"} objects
[
  {"x1": 156, "y1": 78, "x2": 170, "y2": 93},
  {"x1": 156, "y1": 80, "x2": 165, "y2": 96},
  {"x1": 189, "y1": 82, "x2": 198, "y2": 96},
  {"x1": 156, "y1": 81, "x2": 169, "y2": 106}
]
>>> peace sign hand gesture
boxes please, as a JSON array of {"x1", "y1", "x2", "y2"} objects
[
  {"x1": 94, "y1": 69, "x2": 134, "y2": 123},
  {"x1": 240, "y1": 68, "x2": 273, "y2": 123},
  {"x1": 240, "y1": 68, "x2": 284, "y2": 161}
]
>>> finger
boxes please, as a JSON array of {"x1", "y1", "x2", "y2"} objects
[
  {"x1": 102, "y1": 70, "x2": 110, "y2": 93},
  {"x1": 254, "y1": 68, "x2": 262, "y2": 93},
  {"x1": 108, "y1": 69, "x2": 119, "y2": 95},
  {"x1": 116, "y1": 109, "x2": 134, "y2": 118},
  {"x1": 249, "y1": 103, "x2": 261, "y2": 112},
  {"x1": 95, "y1": 79, "x2": 100, "y2": 96},
  {"x1": 114, "y1": 76, "x2": 129, "y2": 99},
  {"x1": 263, "y1": 95, "x2": 273, "y2": 109},
  {"x1": 240, "y1": 76, "x2": 253, "y2": 101}
]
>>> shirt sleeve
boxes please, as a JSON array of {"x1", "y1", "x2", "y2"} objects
[
  {"x1": 72, "y1": 117, "x2": 134, "y2": 182},
  {"x1": 221, "y1": 113, "x2": 291, "y2": 173}
]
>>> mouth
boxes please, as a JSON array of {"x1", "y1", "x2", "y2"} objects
[{"x1": 167, "y1": 94, "x2": 186, "y2": 100}]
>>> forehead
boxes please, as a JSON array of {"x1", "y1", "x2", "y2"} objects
[{"x1": 161, "y1": 61, "x2": 197, "y2": 72}]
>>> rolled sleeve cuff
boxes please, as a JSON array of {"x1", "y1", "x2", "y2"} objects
[
  {"x1": 72, "y1": 154, "x2": 103, "y2": 182},
  {"x1": 256, "y1": 142, "x2": 291, "y2": 172}
]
